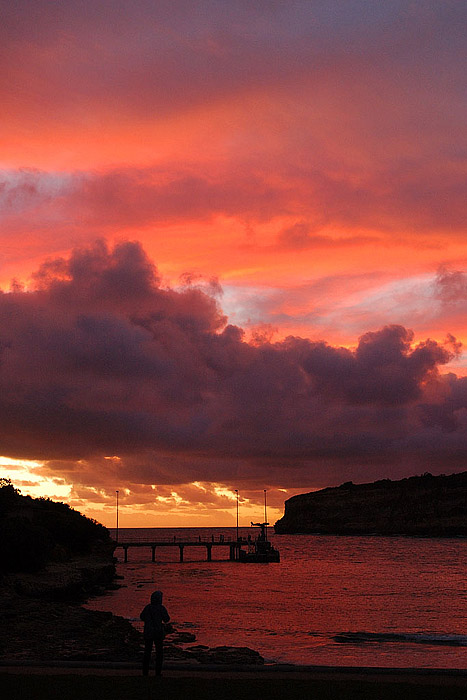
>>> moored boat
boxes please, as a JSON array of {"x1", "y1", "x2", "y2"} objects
[{"x1": 238, "y1": 522, "x2": 280, "y2": 562}]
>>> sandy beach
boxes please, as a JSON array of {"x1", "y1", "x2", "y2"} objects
[{"x1": 2, "y1": 663, "x2": 467, "y2": 700}]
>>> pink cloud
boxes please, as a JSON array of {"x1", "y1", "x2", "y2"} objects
[{"x1": 2, "y1": 162, "x2": 465, "y2": 241}]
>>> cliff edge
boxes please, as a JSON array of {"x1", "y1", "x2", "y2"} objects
[{"x1": 274, "y1": 472, "x2": 467, "y2": 536}]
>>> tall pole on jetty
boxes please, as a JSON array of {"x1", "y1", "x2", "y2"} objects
[
  {"x1": 235, "y1": 489, "x2": 239, "y2": 542},
  {"x1": 116, "y1": 490, "x2": 119, "y2": 543},
  {"x1": 264, "y1": 489, "x2": 267, "y2": 541}
]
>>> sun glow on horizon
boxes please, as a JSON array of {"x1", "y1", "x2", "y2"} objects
[
  {"x1": 1, "y1": 464, "x2": 296, "y2": 528},
  {"x1": 0, "y1": 456, "x2": 72, "y2": 501}
]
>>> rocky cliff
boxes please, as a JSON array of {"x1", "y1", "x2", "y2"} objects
[{"x1": 274, "y1": 472, "x2": 467, "y2": 536}]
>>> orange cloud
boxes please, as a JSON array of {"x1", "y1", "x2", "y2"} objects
[{"x1": 1, "y1": 2, "x2": 466, "y2": 523}]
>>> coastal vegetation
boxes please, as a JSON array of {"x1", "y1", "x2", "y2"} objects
[
  {"x1": 0, "y1": 479, "x2": 110, "y2": 574},
  {"x1": 274, "y1": 472, "x2": 467, "y2": 536}
]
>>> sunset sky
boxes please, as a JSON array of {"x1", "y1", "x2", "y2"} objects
[{"x1": 1, "y1": 1, "x2": 466, "y2": 527}]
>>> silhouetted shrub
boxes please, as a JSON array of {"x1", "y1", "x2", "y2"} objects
[
  {"x1": 0, "y1": 482, "x2": 111, "y2": 573},
  {"x1": 0, "y1": 517, "x2": 53, "y2": 573},
  {"x1": 34, "y1": 499, "x2": 110, "y2": 554},
  {"x1": 0, "y1": 479, "x2": 21, "y2": 516}
]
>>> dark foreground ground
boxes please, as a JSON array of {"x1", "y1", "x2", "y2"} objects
[{"x1": 2, "y1": 667, "x2": 466, "y2": 700}]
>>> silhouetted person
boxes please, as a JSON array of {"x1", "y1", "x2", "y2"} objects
[{"x1": 140, "y1": 590, "x2": 170, "y2": 676}]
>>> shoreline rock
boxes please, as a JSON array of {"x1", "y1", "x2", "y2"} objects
[
  {"x1": 4, "y1": 555, "x2": 118, "y2": 602},
  {"x1": 0, "y1": 554, "x2": 264, "y2": 666}
]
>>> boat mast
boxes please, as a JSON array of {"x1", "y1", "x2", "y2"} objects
[{"x1": 264, "y1": 489, "x2": 267, "y2": 541}]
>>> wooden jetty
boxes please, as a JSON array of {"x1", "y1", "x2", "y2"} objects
[{"x1": 114, "y1": 536, "x2": 243, "y2": 563}]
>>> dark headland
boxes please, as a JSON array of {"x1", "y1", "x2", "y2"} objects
[{"x1": 274, "y1": 472, "x2": 467, "y2": 536}]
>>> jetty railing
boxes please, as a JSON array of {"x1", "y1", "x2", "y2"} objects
[{"x1": 116, "y1": 536, "x2": 236, "y2": 544}]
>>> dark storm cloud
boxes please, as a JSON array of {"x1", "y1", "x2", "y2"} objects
[{"x1": 0, "y1": 241, "x2": 465, "y2": 489}]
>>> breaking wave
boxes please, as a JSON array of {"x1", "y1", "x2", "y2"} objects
[{"x1": 333, "y1": 632, "x2": 467, "y2": 647}]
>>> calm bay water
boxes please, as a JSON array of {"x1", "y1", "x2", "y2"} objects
[{"x1": 86, "y1": 527, "x2": 467, "y2": 668}]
